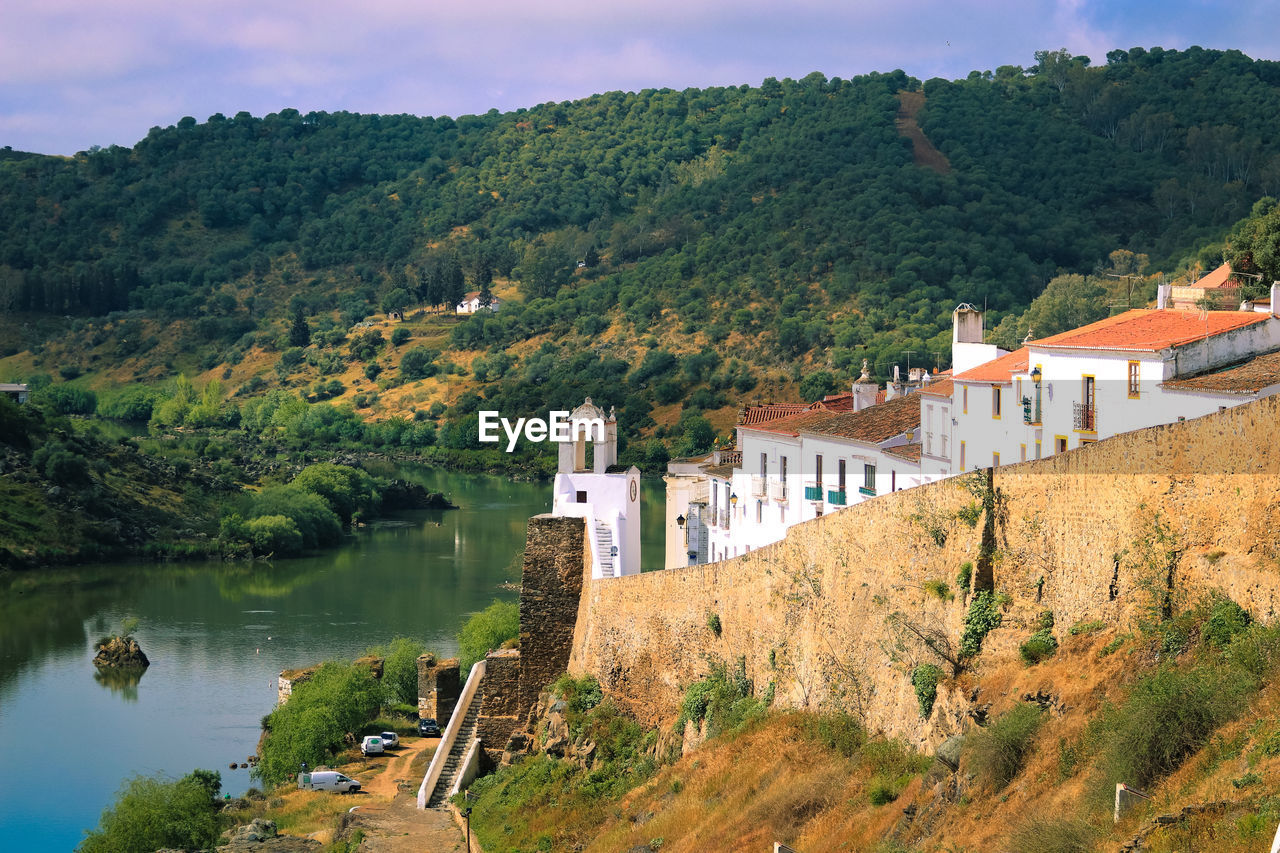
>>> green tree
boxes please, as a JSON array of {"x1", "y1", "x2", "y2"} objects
[
  {"x1": 1226, "y1": 196, "x2": 1280, "y2": 288},
  {"x1": 457, "y1": 600, "x2": 520, "y2": 673},
  {"x1": 989, "y1": 274, "x2": 1109, "y2": 350},
  {"x1": 366, "y1": 637, "x2": 429, "y2": 706},
  {"x1": 291, "y1": 462, "x2": 379, "y2": 524},
  {"x1": 288, "y1": 304, "x2": 311, "y2": 348},
  {"x1": 79, "y1": 770, "x2": 223, "y2": 853}
]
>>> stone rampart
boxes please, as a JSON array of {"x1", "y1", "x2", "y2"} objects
[{"x1": 566, "y1": 396, "x2": 1280, "y2": 749}]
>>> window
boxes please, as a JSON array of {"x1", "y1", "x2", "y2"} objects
[
  {"x1": 962, "y1": 385, "x2": 968, "y2": 414},
  {"x1": 1055, "y1": 436, "x2": 1068, "y2": 454},
  {"x1": 891, "y1": 470, "x2": 897, "y2": 491},
  {"x1": 1128, "y1": 361, "x2": 1140, "y2": 398},
  {"x1": 1020, "y1": 444, "x2": 1026, "y2": 462},
  {"x1": 575, "y1": 490, "x2": 587, "y2": 503},
  {"x1": 992, "y1": 387, "x2": 1002, "y2": 419},
  {"x1": 861, "y1": 463, "x2": 876, "y2": 495},
  {"x1": 993, "y1": 452, "x2": 1000, "y2": 467},
  {"x1": 760, "y1": 452, "x2": 767, "y2": 477},
  {"x1": 756, "y1": 500, "x2": 762, "y2": 523},
  {"x1": 838, "y1": 459, "x2": 847, "y2": 493},
  {"x1": 1034, "y1": 440, "x2": 1041, "y2": 460},
  {"x1": 815, "y1": 454, "x2": 823, "y2": 489},
  {"x1": 960, "y1": 441, "x2": 966, "y2": 469}
]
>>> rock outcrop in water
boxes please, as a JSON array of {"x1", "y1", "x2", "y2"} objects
[{"x1": 92, "y1": 635, "x2": 149, "y2": 669}]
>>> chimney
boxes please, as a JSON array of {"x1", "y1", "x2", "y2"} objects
[
  {"x1": 1157, "y1": 283, "x2": 1172, "y2": 310},
  {"x1": 1272, "y1": 281, "x2": 1279, "y2": 318},
  {"x1": 852, "y1": 359, "x2": 878, "y2": 412}
]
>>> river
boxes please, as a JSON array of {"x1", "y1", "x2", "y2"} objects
[{"x1": 0, "y1": 466, "x2": 666, "y2": 851}]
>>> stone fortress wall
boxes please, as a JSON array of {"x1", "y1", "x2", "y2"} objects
[{"x1": 559, "y1": 395, "x2": 1280, "y2": 747}]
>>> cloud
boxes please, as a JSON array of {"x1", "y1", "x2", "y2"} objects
[{"x1": 2, "y1": 0, "x2": 1278, "y2": 154}]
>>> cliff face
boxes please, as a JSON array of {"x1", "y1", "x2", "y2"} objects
[{"x1": 566, "y1": 395, "x2": 1280, "y2": 747}]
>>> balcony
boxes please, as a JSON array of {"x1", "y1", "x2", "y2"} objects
[
  {"x1": 750, "y1": 475, "x2": 767, "y2": 498},
  {"x1": 1021, "y1": 395, "x2": 1042, "y2": 426},
  {"x1": 1073, "y1": 402, "x2": 1097, "y2": 432},
  {"x1": 827, "y1": 489, "x2": 847, "y2": 506},
  {"x1": 768, "y1": 479, "x2": 788, "y2": 502},
  {"x1": 858, "y1": 485, "x2": 876, "y2": 497},
  {"x1": 719, "y1": 508, "x2": 729, "y2": 529},
  {"x1": 690, "y1": 481, "x2": 710, "y2": 503},
  {"x1": 804, "y1": 483, "x2": 823, "y2": 502}
]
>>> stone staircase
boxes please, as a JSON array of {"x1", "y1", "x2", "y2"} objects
[
  {"x1": 425, "y1": 701, "x2": 480, "y2": 807},
  {"x1": 594, "y1": 520, "x2": 615, "y2": 577}
]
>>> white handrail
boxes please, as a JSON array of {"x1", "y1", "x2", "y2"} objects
[
  {"x1": 448, "y1": 736, "x2": 484, "y2": 799},
  {"x1": 417, "y1": 658, "x2": 486, "y2": 808}
]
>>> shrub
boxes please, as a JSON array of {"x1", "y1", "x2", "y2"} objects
[
  {"x1": 79, "y1": 770, "x2": 223, "y2": 853},
  {"x1": 1202, "y1": 596, "x2": 1251, "y2": 649},
  {"x1": 1020, "y1": 629, "x2": 1059, "y2": 665},
  {"x1": 960, "y1": 591, "x2": 1002, "y2": 658},
  {"x1": 955, "y1": 562, "x2": 973, "y2": 595},
  {"x1": 676, "y1": 658, "x2": 762, "y2": 737},
  {"x1": 861, "y1": 737, "x2": 931, "y2": 806},
  {"x1": 364, "y1": 637, "x2": 429, "y2": 706},
  {"x1": 967, "y1": 704, "x2": 1043, "y2": 790},
  {"x1": 1094, "y1": 663, "x2": 1252, "y2": 788},
  {"x1": 923, "y1": 579, "x2": 952, "y2": 601},
  {"x1": 706, "y1": 611, "x2": 722, "y2": 636},
  {"x1": 796, "y1": 713, "x2": 865, "y2": 759},
  {"x1": 457, "y1": 600, "x2": 520, "y2": 673},
  {"x1": 911, "y1": 664, "x2": 942, "y2": 717},
  {"x1": 1003, "y1": 815, "x2": 1097, "y2": 853},
  {"x1": 1069, "y1": 619, "x2": 1106, "y2": 636},
  {"x1": 956, "y1": 501, "x2": 982, "y2": 528},
  {"x1": 390, "y1": 327, "x2": 411, "y2": 346}
]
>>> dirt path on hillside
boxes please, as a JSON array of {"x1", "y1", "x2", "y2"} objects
[
  {"x1": 341, "y1": 737, "x2": 469, "y2": 852},
  {"x1": 362, "y1": 737, "x2": 437, "y2": 799},
  {"x1": 895, "y1": 90, "x2": 951, "y2": 174}
]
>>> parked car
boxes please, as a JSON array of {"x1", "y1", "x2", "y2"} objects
[
  {"x1": 417, "y1": 717, "x2": 442, "y2": 737},
  {"x1": 379, "y1": 731, "x2": 400, "y2": 749},
  {"x1": 302, "y1": 771, "x2": 361, "y2": 794},
  {"x1": 360, "y1": 735, "x2": 384, "y2": 755}
]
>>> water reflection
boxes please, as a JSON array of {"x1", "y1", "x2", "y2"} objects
[{"x1": 93, "y1": 666, "x2": 145, "y2": 701}]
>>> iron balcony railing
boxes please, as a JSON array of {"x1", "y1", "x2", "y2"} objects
[
  {"x1": 750, "y1": 475, "x2": 767, "y2": 498},
  {"x1": 827, "y1": 489, "x2": 847, "y2": 506},
  {"x1": 1073, "y1": 402, "x2": 1097, "y2": 432},
  {"x1": 804, "y1": 483, "x2": 823, "y2": 502}
]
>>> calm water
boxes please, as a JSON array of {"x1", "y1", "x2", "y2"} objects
[{"x1": 0, "y1": 467, "x2": 666, "y2": 851}]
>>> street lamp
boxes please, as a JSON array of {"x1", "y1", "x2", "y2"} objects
[
  {"x1": 730, "y1": 493, "x2": 738, "y2": 506},
  {"x1": 676, "y1": 514, "x2": 685, "y2": 529}
]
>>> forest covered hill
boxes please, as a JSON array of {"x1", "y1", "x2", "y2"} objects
[{"x1": 3, "y1": 46, "x2": 1280, "y2": 464}]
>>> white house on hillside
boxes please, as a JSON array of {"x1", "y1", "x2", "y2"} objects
[{"x1": 455, "y1": 292, "x2": 500, "y2": 314}]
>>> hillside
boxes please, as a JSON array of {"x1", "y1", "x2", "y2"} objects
[{"x1": 4, "y1": 47, "x2": 1280, "y2": 461}]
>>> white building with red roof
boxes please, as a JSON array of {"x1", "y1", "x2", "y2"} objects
[{"x1": 952, "y1": 300, "x2": 1280, "y2": 473}]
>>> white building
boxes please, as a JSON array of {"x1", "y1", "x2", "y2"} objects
[
  {"x1": 952, "y1": 298, "x2": 1280, "y2": 469},
  {"x1": 0, "y1": 383, "x2": 28, "y2": 404},
  {"x1": 455, "y1": 292, "x2": 500, "y2": 315},
  {"x1": 550, "y1": 399, "x2": 641, "y2": 578}
]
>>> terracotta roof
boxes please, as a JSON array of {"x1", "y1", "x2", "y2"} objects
[
  {"x1": 1183, "y1": 262, "x2": 1237, "y2": 291},
  {"x1": 738, "y1": 403, "x2": 810, "y2": 426},
  {"x1": 918, "y1": 378, "x2": 954, "y2": 398},
  {"x1": 885, "y1": 443, "x2": 922, "y2": 462},
  {"x1": 705, "y1": 463, "x2": 737, "y2": 479},
  {"x1": 800, "y1": 393, "x2": 920, "y2": 444},
  {"x1": 1031, "y1": 310, "x2": 1268, "y2": 352},
  {"x1": 1161, "y1": 349, "x2": 1280, "y2": 394},
  {"x1": 952, "y1": 348, "x2": 1029, "y2": 384},
  {"x1": 820, "y1": 392, "x2": 855, "y2": 412},
  {"x1": 741, "y1": 410, "x2": 840, "y2": 437}
]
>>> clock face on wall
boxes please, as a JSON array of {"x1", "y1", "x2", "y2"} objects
[{"x1": 630, "y1": 480, "x2": 638, "y2": 502}]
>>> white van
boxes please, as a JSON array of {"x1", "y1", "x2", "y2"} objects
[
  {"x1": 299, "y1": 771, "x2": 361, "y2": 793},
  {"x1": 360, "y1": 735, "x2": 384, "y2": 755}
]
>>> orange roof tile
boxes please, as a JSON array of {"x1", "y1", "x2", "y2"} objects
[
  {"x1": 1161, "y1": 349, "x2": 1280, "y2": 394},
  {"x1": 919, "y1": 378, "x2": 954, "y2": 398},
  {"x1": 738, "y1": 403, "x2": 811, "y2": 426},
  {"x1": 742, "y1": 410, "x2": 840, "y2": 437},
  {"x1": 1184, "y1": 262, "x2": 1237, "y2": 291},
  {"x1": 885, "y1": 443, "x2": 923, "y2": 462},
  {"x1": 952, "y1": 348, "x2": 1029, "y2": 384},
  {"x1": 800, "y1": 393, "x2": 920, "y2": 444},
  {"x1": 1031, "y1": 310, "x2": 1268, "y2": 352}
]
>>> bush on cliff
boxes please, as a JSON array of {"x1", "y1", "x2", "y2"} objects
[
  {"x1": 364, "y1": 636, "x2": 430, "y2": 706},
  {"x1": 457, "y1": 599, "x2": 520, "y2": 673},
  {"x1": 78, "y1": 769, "x2": 223, "y2": 853},
  {"x1": 966, "y1": 704, "x2": 1043, "y2": 790},
  {"x1": 256, "y1": 661, "x2": 382, "y2": 786}
]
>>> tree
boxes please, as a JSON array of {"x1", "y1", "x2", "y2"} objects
[
  {"x1": 79, "y1": 770, "x2": 223, "y2": 853},
  {"x1": 366, "y1": 637, "x2": 429, "y2": 706},
  {"x1": 989, "y1": 273, "x2": 1109, "y2": 350},
  {"x1": 288, "y1": 304, "x2": 311, "y2": 347},
  {"x1": 457, "y1": 600, "x2": 519, "y2": 672},
  {"x1": 799, "y1": 370, "x2": 838, "y2": 401},
  {"x1": 1226, "y1": 196, "x2": 1280, "y2": 286}
]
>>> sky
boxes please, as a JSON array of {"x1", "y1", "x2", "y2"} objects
[{"x1": 2, "y1": 0, "x2": 1278, "y2": 156}]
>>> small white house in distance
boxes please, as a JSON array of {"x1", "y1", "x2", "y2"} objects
[
  {"x1": 455, "y1": 292, "x2": 500, "y2": 315},
  {"x1": 919, "y1": 377, "x2": 954, "y2": 480},
  {"x1": 550, "y1": 399, "x2": 641, "y2": 578},
  {"x1": 0, "y1": 383, "x2": 29, "y2": 404}
]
